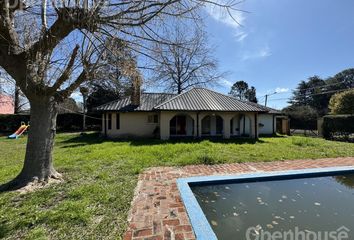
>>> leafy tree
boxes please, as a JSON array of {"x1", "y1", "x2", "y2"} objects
[
  {"x1": 289, "y1": 76, "x2": 330, "y2": 115},
  {"x1": 58, "y1": 98, "x2": 79, "y2": 114},
  {"x1": 245, "y1": 86, "x2": 258, "y2": 103},
  {"x1": 329, "y1": 89, "x2": 354, "y2": 114},
  {"x1": 86, "y1": 83, "x2": 129, "y2": 112},
  {"x1": 229, "y1": 81, "x2": 249, "y2": 100},
  {"x1": 229, "y1": 81, "x2": 258, "y2": 102},
  {"x1": 0, "y1": 0, "x2": 240, "y2": 190},
  {"x1": 328, "y1": 68, "x2": 354, "y2": 90}
]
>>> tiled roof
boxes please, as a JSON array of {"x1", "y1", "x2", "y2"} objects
[
  {"x1": 154, "y1": 88, "x2": 266, "y2": 112},
  {"x1": 95, "y1": 93, "x2": 176, "y2": 112}
]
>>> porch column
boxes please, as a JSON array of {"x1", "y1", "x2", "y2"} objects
[
  {"x1": 190, "y1": 112, "x2": 198, "y2": 138},
  {"x1": 160, "y1": 112, "x2": 174, "y2": 140},
  {"x1": 223, "y1": 114, "x2": 233, "y2": 139},
  {"x1": 248, "y1": 112, "x2": 259, "y2": 139},
  {"x1": 198, "y1": 112, "x2": 206, "y2": 137}
]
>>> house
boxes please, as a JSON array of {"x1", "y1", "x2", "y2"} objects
[
  {"x1": 95, "y1": 88, "x2": 283, "y2": 140},
  {"x1": 0, "y1": 94, "x2": 14, "y2": 114}
]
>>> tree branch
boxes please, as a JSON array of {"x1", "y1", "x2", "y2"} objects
[{"x1": 50, "y1": 44, "x2": 80, "y2": 92}]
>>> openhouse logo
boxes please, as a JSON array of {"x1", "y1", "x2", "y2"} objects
[{"x1": 245, "y1": 226, "x2": 350, "y2": 240}]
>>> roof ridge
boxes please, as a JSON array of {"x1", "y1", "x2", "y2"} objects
[{"x1": 153, "y1": 88, "x2": 194, "y2": 109}]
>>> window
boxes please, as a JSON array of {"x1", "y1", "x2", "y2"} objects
[
  {"x1": 148, "y1": 114, "x2": 159, "y2": 123},
  {"x1": 107, "y1": 113, "x2": 112, "y2": 130},
  {"x1": 116, "y1": 113, "x2": 120, "y2": 129}
]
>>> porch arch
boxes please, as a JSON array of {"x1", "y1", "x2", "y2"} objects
[
  {"x1": 201, "y1": 114, "x2": 224, "y2": 136},
  {"x1": 169, "y1": 114, "x2": 194, "y2": 137}
]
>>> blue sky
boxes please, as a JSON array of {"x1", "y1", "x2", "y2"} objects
[{"x1": 204, "y1": 0, "x2": 354, "y2": 109}]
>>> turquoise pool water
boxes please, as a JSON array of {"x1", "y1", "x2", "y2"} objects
[{"x1": 191, "y1": 174, "x2": 354, "y2": 239}]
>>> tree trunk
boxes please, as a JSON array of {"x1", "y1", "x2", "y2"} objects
[
  {"x1": 14, "y1": 85, "x2": 20, "y2": 113},
  {"x1": 1, "y1": 96, "x2": 61, "y2": 190}
]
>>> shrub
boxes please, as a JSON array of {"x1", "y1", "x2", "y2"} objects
[
  {"x1": 329, "y1": 89, "x2": 354, "y2": 114},
  {"x1": 322, "y1": 115, "x2": 354, "y2": 141},
  {"x1": 0, "y1": 113, "x2": 101, "y2": 132},
  {"x1": 282, "y1": 105, "x2": 318, "y2": 130}
]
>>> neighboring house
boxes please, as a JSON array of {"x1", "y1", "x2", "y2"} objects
[
  {"x1": 0, "y1": 94, "x2": 14, "y2": 114},
  {"x1": 96, "y1": 88, "x2": 283, "y2": 140}
]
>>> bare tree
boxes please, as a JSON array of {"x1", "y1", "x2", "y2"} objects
[
  {"x1": 148, "y1": 20, "x2": 223, "y2": 93},
  {"x1": 0, "y1": 0, "x2": 241, "y2": 190}
]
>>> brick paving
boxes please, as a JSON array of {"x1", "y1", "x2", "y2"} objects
[{"x1": 123, "y1": 157, "x2": 354, "y2": 240}]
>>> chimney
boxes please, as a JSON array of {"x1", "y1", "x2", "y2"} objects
[{"x1": 131, "y1": 75, "x2": 141, "y2": 106}]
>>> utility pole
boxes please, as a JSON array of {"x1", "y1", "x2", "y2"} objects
[{"x1": 264, "y1": 92, "x2": 277, "y2": 107}]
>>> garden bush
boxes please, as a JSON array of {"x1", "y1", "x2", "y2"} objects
[
  {"x1": 322, "y1": 115, "x2": 354, "y2": 141},
  {"x1": 0, "y1": 113, "x2": 101, "y2": 132}
]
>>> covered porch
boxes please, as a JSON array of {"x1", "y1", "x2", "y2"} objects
[{"x1": 159, "y1": 111, "x2": 258, "y2": 140}]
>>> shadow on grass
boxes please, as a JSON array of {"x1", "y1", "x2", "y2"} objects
[
  {"x1": 61, "y1": 132, "x2": 265, "y2": 147},
  {"x1": 0, "y1": 224, "x2": 10, "y2": 239}
]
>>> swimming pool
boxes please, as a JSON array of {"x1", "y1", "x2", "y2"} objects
[{"x1": 177, "y1": 167, "x2": 354, "y2": 240}]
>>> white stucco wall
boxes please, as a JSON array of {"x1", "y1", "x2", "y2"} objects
[
  {"x1": 102, "y1": 112, "x2": 159, "y2": 138},
  {"x1": 258, "y1": 114, "x2": 275, "y2": 135},
  {"x1": 102, "y1": 111, "x2": 261, "y2": 139}
]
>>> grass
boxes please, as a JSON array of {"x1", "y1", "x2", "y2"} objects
[{"x1": 0, "y1": 132, "x2": 353, "y2": 239}]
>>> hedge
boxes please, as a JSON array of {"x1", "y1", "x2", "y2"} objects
[
  {"x1": 0, "y1": 113, "x2": 102, "y2": 132},
  {"x1": 322, "y1": 115, "x2": 354, "y2": 141}
]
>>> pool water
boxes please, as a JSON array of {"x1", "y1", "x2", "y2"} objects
[{"x1": 191, "y1": 174, "x2": 354, "y2": 240}]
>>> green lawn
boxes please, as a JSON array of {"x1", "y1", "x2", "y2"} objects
[{"x1": 0, "y1": 133, "x2": 353, "y2": 239}]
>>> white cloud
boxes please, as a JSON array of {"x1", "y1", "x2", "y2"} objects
[
  {"x1": 204, "y1": 2, "x2": 245, "y2": 30},
  {"x1": 275, "y1": 87, "x2": 289, "y2": 93},
  {"x1": 234, "y1": 31, "x2": 248, "y2": 42},
  {"x1": 221, "y1": 78, "x2": 233, "y2": 87},
  {"x1": 242, "y1": 46, "x2": 272, "y2": 61}
]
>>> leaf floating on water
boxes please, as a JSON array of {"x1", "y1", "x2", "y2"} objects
[
  {"x1": 266, "y1": 224, "x2": 274, "y2": 229},
  {"x1": 211, "y1": 220, "x2": 218, "y2": 226},
  {"x1": 255, "y1": 225, "x2": 262, "y2": 231}
]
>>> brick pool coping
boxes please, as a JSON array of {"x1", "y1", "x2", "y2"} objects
[{"x1": 123, "y1": 157, "x2": 354, "y2": 240}]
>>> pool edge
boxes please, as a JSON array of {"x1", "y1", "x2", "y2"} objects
[{"x1": 177, "y1": 166, "x2": 354, "y2": 240}]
